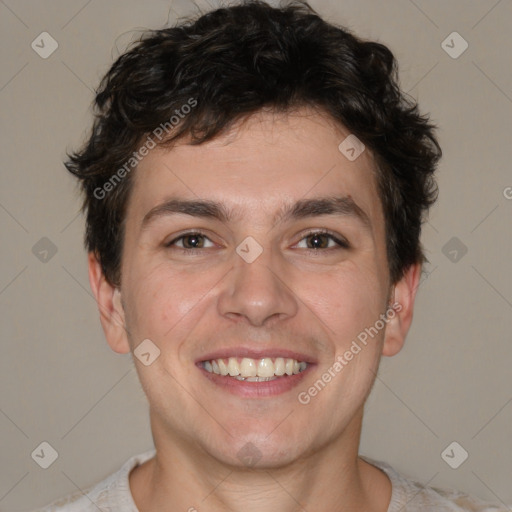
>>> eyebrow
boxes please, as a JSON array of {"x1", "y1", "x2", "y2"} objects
[{"x1": 141, "y1": 195, "x2": 371, "y2": 231}]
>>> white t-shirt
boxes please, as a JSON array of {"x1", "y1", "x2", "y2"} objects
[{"x1": 32, "y1": 449, "x2": 508, "y2": 511}]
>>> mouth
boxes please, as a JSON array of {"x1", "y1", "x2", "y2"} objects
[{"x1": 196, "y1": 351, "x2": 315, "y2": 398}]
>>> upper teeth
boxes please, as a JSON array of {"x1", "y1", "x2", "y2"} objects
[{"x1": 203, "y1": 357, "x2": 307, "y2": 378}]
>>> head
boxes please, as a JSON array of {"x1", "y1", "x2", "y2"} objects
[{"x1": 67, "y1": 0, "x2": 441, "y2": 468}]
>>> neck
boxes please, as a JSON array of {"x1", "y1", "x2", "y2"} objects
[{"x1": 130, "y1": 409, "x2": 391, "y2": 512}]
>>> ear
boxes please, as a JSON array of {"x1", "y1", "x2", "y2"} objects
[
  {"x1": 88, "y1": 252, "x2": 131, "y2": 354},
  {"x1": 382, "y1": 263, "x2": 422, "y2": 357}
]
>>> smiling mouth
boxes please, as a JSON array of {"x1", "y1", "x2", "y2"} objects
[{"x1": 201, "y1": 357, "x2": 308, "y2": 382}]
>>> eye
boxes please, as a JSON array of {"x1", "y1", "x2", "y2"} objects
[
  {"x1": 295, "y1": 230, "x2": 349, "y2": 251},
  {"x1": 164, "y1": 230, "x2": 349, "y2": 253},
  {"x1": 165, "y1": 231, "x2": 215, "y2": 250}
]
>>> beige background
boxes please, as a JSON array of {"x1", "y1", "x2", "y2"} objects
[{"x1": 1, "y1": 0, "x2": 511, "y2": 510}]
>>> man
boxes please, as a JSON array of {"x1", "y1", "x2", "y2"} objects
[{"x1": 36, "y1": 1, "x2": 508, "y2": 510}]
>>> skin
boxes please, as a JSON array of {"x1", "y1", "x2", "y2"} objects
[{"x1": 89, "y1": 107, "x2": 421, "y2": 512}]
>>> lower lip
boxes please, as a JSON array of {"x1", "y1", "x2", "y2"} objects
[{"x1": 197, "y1": 364, "x2": 313, "y2": 398}]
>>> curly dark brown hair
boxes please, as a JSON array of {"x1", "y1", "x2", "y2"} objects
[{"x1": 65, "y1": 0, "x2": 441, "y2": 286}]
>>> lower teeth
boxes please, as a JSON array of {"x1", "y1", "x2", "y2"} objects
[{"x1": 233, "y1": 376, "x2": 279, "y2": 382}]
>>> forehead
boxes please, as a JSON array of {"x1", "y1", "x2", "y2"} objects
[{"x1": 128, "y1": 108, "x2": 383, "y2": 231}]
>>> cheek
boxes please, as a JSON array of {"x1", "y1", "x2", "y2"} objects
[
  {"x1": 306, "y1": 261, "x2": 386, "y2": 340},
  {"x1": 124, "y1": 262, "x2": 218, "y2": 343}
]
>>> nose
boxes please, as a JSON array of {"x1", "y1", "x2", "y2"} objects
[{"x1": 217, "y1": 243, "x2": 298, "y2": 327}]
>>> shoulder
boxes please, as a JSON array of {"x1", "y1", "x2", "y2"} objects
[
  {"x1": 361, "y1": 455, "x2": 510, "y2": 512},
  {"x1": 29, "y1": 449, "x2": 156, "y2": 512},
  {"x1": 29, "y1": 487, "x2": 96, "y2": 512}
]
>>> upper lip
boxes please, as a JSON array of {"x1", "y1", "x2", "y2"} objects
[{"x1": 196, "y1": 347, "x2": 318, "y2": 365}]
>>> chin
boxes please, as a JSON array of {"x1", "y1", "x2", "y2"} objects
[{"x1": 207, "y1": 430, "x2": 310, "y2": 470}]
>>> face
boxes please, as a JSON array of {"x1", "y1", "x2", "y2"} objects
[{"x1": 91, "y1": 108, "x2": 419, "y2": 469}]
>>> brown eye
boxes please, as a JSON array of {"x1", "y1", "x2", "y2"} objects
[
  {"x1": 306, "y1": 233, "x2": 330, "y2": 249},
  {"x1": 296, "y1": 231, "x2": 349, "y2": 250},
  {"x1": 166, "y1": 232, "x2": 214, "y2": 250},
  {"x1": 180, "y1": 234, "x2": 205, "y2": 249}
]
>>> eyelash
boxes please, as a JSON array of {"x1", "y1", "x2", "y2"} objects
[{"x1": 165, "y1": 229, "x2": 350, "y2": 253}]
